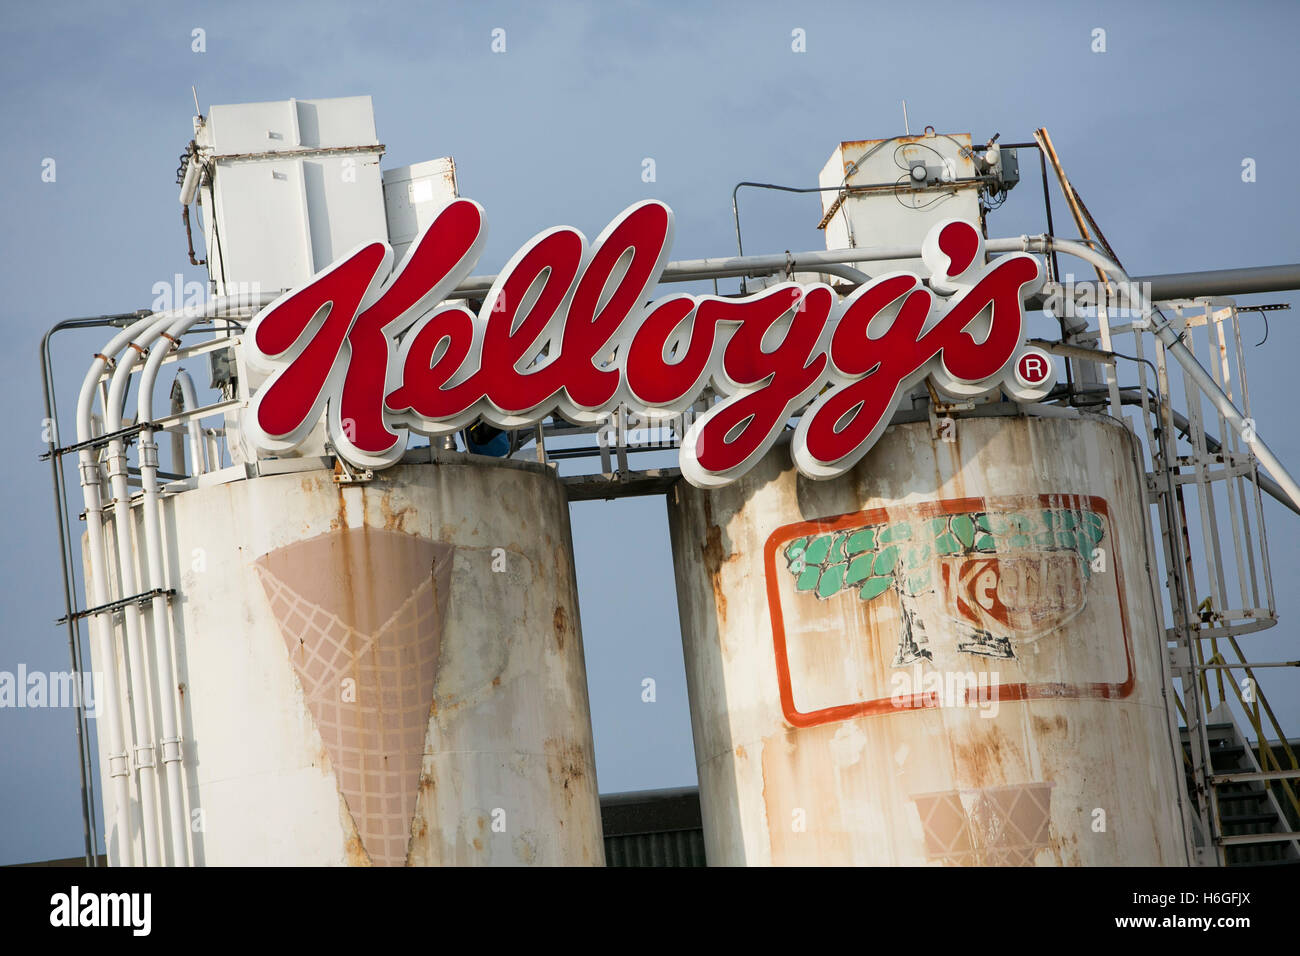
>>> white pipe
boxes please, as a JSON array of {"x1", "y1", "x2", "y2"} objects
[
  {"x1": 204, "y1": 430, "x2": 223, "y2": 472},
  {"x1": 129, "y1": 296, "x2": 267, "y2": 861},
  {"x1": 121, "y1": 299, "x2": 265, "y2": 864},
  {"x1": 75, "y1": 312, "x2": 163, "y2": 865},
  {"x1": 137, "y1": 318, "x2": 210, "y2": 867},
  {"x1": 104, "y1": 314, "x2": 185, "y2": 867},
  {"x1": 76, "y1": 293, "x2": 269, "y2": 866},
  {"x1": 172, "y1": 370, "x2": 207, "y2": 475},
  {"x1": 179, "y1": 158, "x2": 201, "y2": 207},
  {"x1": 166, "y1": 387, "x2": 187, "y2": 479}
]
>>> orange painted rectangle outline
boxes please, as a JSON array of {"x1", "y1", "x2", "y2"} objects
[{"x1": 763, "y1": 494, "x2": 1135, "y2": 729}]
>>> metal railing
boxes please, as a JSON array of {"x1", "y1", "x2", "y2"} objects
[{"x1": 1074, "y1": 296, "x2": 1297, "y2": 864}]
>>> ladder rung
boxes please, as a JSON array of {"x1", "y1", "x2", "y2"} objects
[
  {"x1": 1218, "y1": 813, "x2": 1285, "y2": 825},
  {"x1": 1194, "y1": 660, "x2": 1300, "y2": 670},
  {"x1": 1217, "y1": 831, "x2": 1300, "y2": 846},
  {"x1": 1212, "y1": 768, "x2": 1300, "y2": 784}
]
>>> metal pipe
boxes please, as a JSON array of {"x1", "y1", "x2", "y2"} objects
[
  {"x1": 138, "y1": 314, "x2": 217, "y2": 867},
  {"x1": 72, "y1": 293, "x2": 271, "y2": 865},
  {"x1": 171, "y1": 370, "x2": 207, "y2": 475},
  {"x1": 104, "y1": 315, "x2": 185, "y2": 867},
  {"x1": 74, "y1": 311, "x2": 165, "y2": 866},
  {"x1": 178, "y1": 154, "x2": 201, "y2": 206},
  {"x1": 449, "y1": 247, "x2": 915, "y2": 297},
  {"x1": 1041, "y1": 264, "x2": 1300, "y2": 306},
  {"x1": 820, "y1": 264, "x2": 872, "y2": 285},
  {"x1": 440, "y1": 237, "x2": 1300, "y2": 305},
  {"x1": 1035, "y1": 128, "x2": 1105, "y2": 287},
  {"x1": 439, "y1": 239, "x2": 1021, "y2": 297},
  {"x1": 40, "y1": 314, "x2": 141, "y2": 865},
  {"x1": 654, "y1": 244, "x2": 927, "y2": 282},
  {"x1": 204, "y1": 429, "x2": 222, "y2": 472},
  {"x1": 168, "y1": 413, "x2": 186, "y2": 478}
]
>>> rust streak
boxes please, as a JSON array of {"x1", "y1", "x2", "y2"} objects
[
  {"x1": 700, "y1": 496, "x2": 731, "y2": 624},
  {"x1": 552, "y1": 604, "x2": 568, "y2": 652}
]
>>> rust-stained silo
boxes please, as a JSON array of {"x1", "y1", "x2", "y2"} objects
[
  {"x1": 667, "y1": 411, "x2": 1195, "y2": 865},
  {"x1": 89, "y1": 453, "x2": 604, "y2": 866}
]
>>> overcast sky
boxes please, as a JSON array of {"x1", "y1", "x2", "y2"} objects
[{"x1": 2, "y1": 0, "x2": 1298, "y2": 865}]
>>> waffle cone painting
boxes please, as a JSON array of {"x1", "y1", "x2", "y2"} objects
[{"x1": 255, "y1": 529, "x2": 452, "y2": 866}]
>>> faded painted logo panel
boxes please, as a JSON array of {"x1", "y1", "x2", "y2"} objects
[{"x1": 763, "y1": 494, "x2": 1134, "y2": 728}]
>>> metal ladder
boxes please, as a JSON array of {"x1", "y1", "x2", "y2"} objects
[{"x1": 1098, "y1": 297, "x2": 1299, "y2": 864}]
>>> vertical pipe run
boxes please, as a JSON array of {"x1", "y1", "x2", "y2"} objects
[
  {"x1": 137, "y1": 315, "x2": 213, "y2": 866},
  {"x1": 72, "y1": 295, "x2": 270, "y2": 865},
  {"x1": 40, "y1": 318, "x2": 107, "y2": 865},
  {"x1": 75, "y1": 312, "x2": 166, "y2": 865},
  {"x1": 105, "y1": 323, "x2": 183, "y2": 867}
]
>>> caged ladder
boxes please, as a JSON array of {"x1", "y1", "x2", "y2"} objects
[{"x1": 1077, "y1": 295, "x2": 1300, "y2": 865}]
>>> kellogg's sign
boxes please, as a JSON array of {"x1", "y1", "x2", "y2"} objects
[{"x1": 244, "y1": 200, "x2": 1054, "y2": 488}]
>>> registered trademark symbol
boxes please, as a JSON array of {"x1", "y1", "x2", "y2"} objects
[{"x1": 1015, "y1": 349, "x2": 1053, "y2": 388}]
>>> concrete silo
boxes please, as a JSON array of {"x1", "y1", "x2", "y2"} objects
[
  {"x1": 667, "y1": 412, "x2": 1194, "y2": 865},
  {"x1": 88, "y1": 452, "x2": 604, "y2": 866}
]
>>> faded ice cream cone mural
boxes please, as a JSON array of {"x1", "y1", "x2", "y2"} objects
[
  {"x1": 911, "y1": 782, "x2": 1056, "y2": 866},
  {"x1": 255, "y1": 529, "x2": 452, "y2": 866}
]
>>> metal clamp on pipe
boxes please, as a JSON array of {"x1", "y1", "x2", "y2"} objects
[
  {"x1": 133, "y1": 745, "x2": 157, "y2": 770},
  {"x1": 159, "y1": 737, "x2": 184, "y2": 765},
  {"x1": 103, "y1": 448, "x2": 129, "y2": 480},
  {"x1": 78, "y1": 460, "x2": 102, "y2": 488},
  {"x1": 107, "y1": 752, "x2": 131, "y2": 778}
]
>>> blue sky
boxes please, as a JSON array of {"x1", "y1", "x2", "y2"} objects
[{"x1": 2, "y1": 0, "x2": 1298, "y2": 865}]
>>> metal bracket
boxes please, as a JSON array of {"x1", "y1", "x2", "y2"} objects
[
  {"x1": 595, "y1": 408, "x2": 628, "y2": 475},
  {"x1": 56, "y1": 587, "x2": 175, "y2": 625},
  {"x1": 924, "y1": 380, "x2": 973, "y2": 440},
  {"x1": 331, "y1": 455, "x2": 373, "y2": 485},
  {"x1": 40, "y1": 421, "x2": 163, "y2": 461}
]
